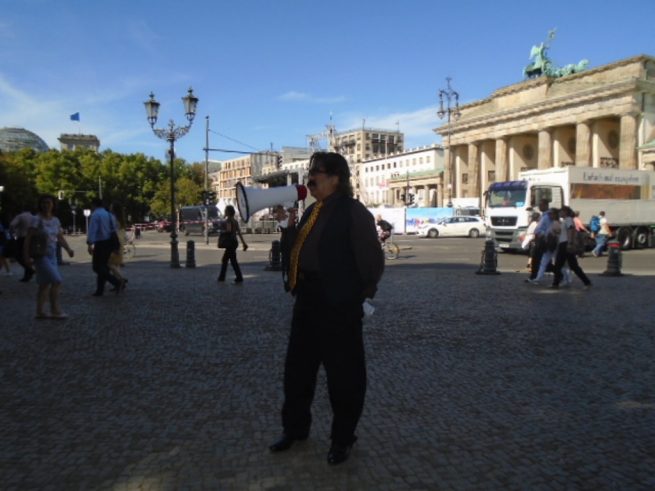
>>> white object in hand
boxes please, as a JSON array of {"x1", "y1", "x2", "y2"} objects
[{"x1": 362, "y1": 299, "x2": 375, "y2": 317}]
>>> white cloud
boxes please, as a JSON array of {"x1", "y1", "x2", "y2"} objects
[{"x1": 278, "y1": 91, "x2": 346, "y2": 104}]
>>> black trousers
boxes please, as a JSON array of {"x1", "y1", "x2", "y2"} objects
[
  {"x1": 15, "y1": 237, "x2": 34, "y2": 278},
  {"x1": 218, "y1": 247, "x2": 242, "y2": 280},
  {"x1": 92, "y1": 239, "x2": 120, "y2": 294},
  {"x1": 553, "y1": 242, "x2": 591, "y2": 286},
  {"x1": 281, "y1": 279, "x2": 366, "y2": 445}
]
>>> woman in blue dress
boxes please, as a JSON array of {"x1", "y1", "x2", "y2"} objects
[{"x1": 24, "y1": 195, "x2": 74, "y2": 319}]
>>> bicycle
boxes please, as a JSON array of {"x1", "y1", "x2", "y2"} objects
[{"x1": 381, "y1": 234, "x2": 400, "y2": 260}]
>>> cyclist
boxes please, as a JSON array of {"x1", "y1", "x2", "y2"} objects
[{"x1": 375, "y1": 215, "x2": 393, "y2": 243}]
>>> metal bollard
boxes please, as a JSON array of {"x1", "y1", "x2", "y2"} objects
[
  {"x1": 266, "y1": 240, "x2": 282, "y2": 271},
  {"x1": 476, "y1": 238, "x2": 500, "y2": 275},
  {"x1": 185, "y1": 240, "x2": 196, "y2": 268},
  {"x1": 601, "y1": 239, "x2": 622, "y2": 276}
]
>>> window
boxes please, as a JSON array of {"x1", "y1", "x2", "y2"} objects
[{"x1": 462, "y1": 173, "x2": 469, "y2": 184}]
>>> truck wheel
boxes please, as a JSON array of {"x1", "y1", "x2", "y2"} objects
[
  {"x1": 616, "y1": 227, "x2": 632, "y2": 250},
  {"x1": 633, "y1": 227, "x2": 649, "y2": 249}
]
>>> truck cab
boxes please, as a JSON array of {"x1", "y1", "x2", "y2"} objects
[{"x1": 485, "y1": 180, "x2": 564, "y2": 250}]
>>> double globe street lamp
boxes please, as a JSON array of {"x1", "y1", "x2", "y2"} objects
[
  {"x1": 144, "y1": 88, "x2": 199, "y2": 268},
  {"x1": 437, "y1": 78, "x2": 461, "y2": 208}
]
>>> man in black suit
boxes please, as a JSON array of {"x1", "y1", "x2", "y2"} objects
[{"x1": 269, "y1": 152, "x2": 384, "y2": 465}]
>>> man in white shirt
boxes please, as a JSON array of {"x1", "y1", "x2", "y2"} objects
[{"x1": 592, "y1": 211, "x2": 610, "y2": 257}]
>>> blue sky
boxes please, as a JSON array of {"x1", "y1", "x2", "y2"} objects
[{"x1": 1, "y1": 0, "x2": 653, "y2": 163}]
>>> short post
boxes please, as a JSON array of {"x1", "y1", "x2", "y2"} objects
[
  {"x1": 266, "y1": 240, "x2": 282, "y2": 271},
  {"x1": 601, "y1": 239, "x2": 622, "y2": 276},
  {"x1": 186, "y1": 240, "x2": 196, "y2": 268},
  {"x1": 476, "y1": 238, "x2": 500, "y2": 275}
]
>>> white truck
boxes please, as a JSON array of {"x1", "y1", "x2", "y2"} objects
[{"x1": 484, "y1": 166, "x2": 655, "y2": 251}]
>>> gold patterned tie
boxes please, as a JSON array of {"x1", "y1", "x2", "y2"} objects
[{"x1": 288, "y1": 201, "x2": 323, "y2": 291}]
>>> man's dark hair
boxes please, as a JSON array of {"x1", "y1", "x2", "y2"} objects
[
  {"x1": 309, "y1": 152, "x2": 353, "y2": 197},
  {"x1": 91, "y1": 198, "x2": 104, "y2": 208}
]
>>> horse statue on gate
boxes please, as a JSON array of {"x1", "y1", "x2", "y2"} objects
[
  {"x1": 523, "y1": 29, "x2": 589, "y2": 79},
  {"x1": 524, "y1": 42, "x2": 553, "y2": 78}
]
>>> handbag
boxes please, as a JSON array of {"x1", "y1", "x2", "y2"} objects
[
  {"x1": 109, "y1": 231, "x2": 121, "y2": 251},
  {"x1": 217, "y1": 231, "x2": 237, "y2": 249},
  {"x1": 29, "y1": 219, "x2": 48, "y2": 258}
]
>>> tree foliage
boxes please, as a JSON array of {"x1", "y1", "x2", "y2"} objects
[{"x1": 0, "y1": 148, "x2": 208, "y2": 228}]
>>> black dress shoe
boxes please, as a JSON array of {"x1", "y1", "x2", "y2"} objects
[
  {"x1": 327, "y1": 437, "x2": 357, "y2": 465},
  {"x1": 269, "y1": 433, "x2": 307, "y2": 452}
]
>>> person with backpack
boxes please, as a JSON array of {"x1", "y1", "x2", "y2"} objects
[{"x1": 591, "y1": 211, "x2": 610, "y2": 257}]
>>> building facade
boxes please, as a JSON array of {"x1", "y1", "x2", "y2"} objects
[
  {"x1": 332, "y1": 127, "x2": 404, "y2": 200},
  {"x1": 360, "y1": 144, "x2": 445, "y2": 207},
  {"x1": 216, "y1": 152, "x2": 277, "y2": 202},
  {"x1": 435, "y1": 55, "x2": 655, "y2": 204},
  {"x1": 58, "y1": 133, "x2": 100, "y2": 151}
]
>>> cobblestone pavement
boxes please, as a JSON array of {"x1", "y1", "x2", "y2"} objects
[{"x1": 1, "y1": 234, "x2": 654, "y2": 490}]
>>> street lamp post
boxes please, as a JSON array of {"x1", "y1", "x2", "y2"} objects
[
  {"x1": 144, "y1": 88, "x2": 199, "y2": 268},
  {"x1": 437, "y1": 77, "x2": 461, "y2": 208}
]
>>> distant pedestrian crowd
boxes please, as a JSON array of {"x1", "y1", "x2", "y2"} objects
[
  {"x1": 522, "y1": 199, "x2": 612, "y2": 289},
  {"x1": 0, "y1": 196, "x2": 130, "y2": 318}
]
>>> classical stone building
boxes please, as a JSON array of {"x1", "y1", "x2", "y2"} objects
[
  {"x1": 58, "y1": 133, "x2": 100, "y2": 151},
  {"x1": 435, "y1": 55, "x2": 655, "y2": 205}
]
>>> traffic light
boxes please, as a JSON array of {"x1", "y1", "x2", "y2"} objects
[
  {"x1": 58, "y1": 190, "x2": 65, "y2": 200},
  {"x1": 277, "y1": 154, "x2": 283, "y2": 167},
  {"x1": 207, "y1": 191, "x2": 217, "y2": 204},
  {"x1": 408, "y1": 193, "x2": 415, "y2": 204}
]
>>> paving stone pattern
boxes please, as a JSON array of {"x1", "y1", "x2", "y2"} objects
[{"x1": 1, "y1": 237, "x2": 654, "y2": 490}]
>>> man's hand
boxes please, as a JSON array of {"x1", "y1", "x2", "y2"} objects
[
  {"x1": 243, "y1": 244, "x2": 248, "y2": 252},
  {"x1": 87, "y1": 245, "x2": 94, "y2": 255}
]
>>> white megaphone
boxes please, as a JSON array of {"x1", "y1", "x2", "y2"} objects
[{"x1": 235, "y1": 182, "x2": 308, "y2": 222}]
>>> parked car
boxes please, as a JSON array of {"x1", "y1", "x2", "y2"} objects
[
  {"x1": 156, "y1": 219, "x2": 172, "y2": 233},
  {"x1": 418, "y1": 216, "x2": 486, "y2": 238}
]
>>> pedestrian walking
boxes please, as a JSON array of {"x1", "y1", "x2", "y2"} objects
[
  {"x1": 87, "y1": 198, "x2": 124, "y2": 296},
  {"x1": 592, "y1": 211, "x2": 611, "y2": 257},
  {"x1": 0, "y1": 220, "x2": 13, "y2": 276},
  {"x1": 551, "y1": 206, "x2": 592, "y2": 289},
  {"x1": 268, "y1": 152, "x2": 384, "y2": 465},
  {"x1": 526, "y1": 199, "x2": 552, "y2": 282},
  {"x1": 23, "y1": 194, "x2": 74, "y2": 319},
  {"x1": 108, "y1": 203, "x2": 128, "y2": 290},
  {"x1": 10, "y1": 207, "x2": 36, "y2": 282},
  {"x1": 528, "y1": 208, "x2": 560, "y2": 285},
  {"x1": 217, "y1": 205, "x2": 247, "y2": 283}
]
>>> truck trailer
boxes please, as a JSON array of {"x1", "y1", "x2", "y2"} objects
[{"x1": 484, "y1": 167, "x2": 655, "y2": 251}]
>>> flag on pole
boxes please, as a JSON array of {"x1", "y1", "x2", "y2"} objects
[{"x1": 70, "y1": 112, "x2": 80, "y2": 121}]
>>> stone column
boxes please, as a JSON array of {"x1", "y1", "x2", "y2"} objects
[
  {"x1": 454, "y1": 148, "x2": 461, "y2": 200},
  {"x1": 538, "y1": 129, "x2": 552, "y2": 169},
  {"x1": 468, "y1": 143, "x2": 480, "y2": 201},
  {"x1": 619, "y1": 113, "x2": 638, "y2": 170},
  {"x1": 575, "y1": 121, "x2": 592, "y2": 166},
  {"x1": 495, "y1": 138, "x2": 508, "y2": 182}
]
